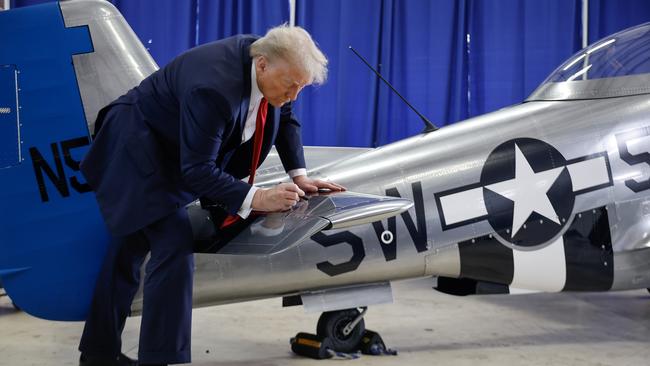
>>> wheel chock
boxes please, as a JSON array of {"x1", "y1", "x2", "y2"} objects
[
  {"x1": 290, "y1": 332, "x2": 333, "y2": 359},
  {"x1": 359, "y1": 329, "x2": 398, "y2": 356}
]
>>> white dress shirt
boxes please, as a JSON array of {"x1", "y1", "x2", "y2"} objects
[{"x1": 237, "y1": 62, "x2": 306, "y2": 218}]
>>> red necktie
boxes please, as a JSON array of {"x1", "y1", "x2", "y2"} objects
[{"x1": 221, "y1": 97, "x2": 268, "y2": 228}]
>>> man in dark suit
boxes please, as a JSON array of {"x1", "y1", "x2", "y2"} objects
[{"x1": 78, "y1": 25, "x2": 343, "y2": 366}]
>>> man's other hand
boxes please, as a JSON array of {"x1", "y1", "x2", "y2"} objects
[
  {"x1": 292, "y1": 175, "x2": 346, "y2": 194},
  {"x1": 252, "y1": 183, "x2": 305, "y2": 212}
]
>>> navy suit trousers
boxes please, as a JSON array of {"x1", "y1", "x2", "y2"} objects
[{"x1": 79, "y1": 208, "x2": 194, "y2": 364}]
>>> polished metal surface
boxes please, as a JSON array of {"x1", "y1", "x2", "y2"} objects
[
  {"x1": 611, "y1": 247, "x2": 650, "y2": 290},
  {"x1": 300, "y1": 282, "x2": 392, "y2": 313},
  {"x1": 217, "y1": 215, "x2": 328, "y2": 256},
  {"x1": 188, "y1": 192, "x2": 412, "y2": 256},
  {"x1": 424, "y1": 244, "x2": 461, "y2": 278},
  {"x1": 60, "y1": 0, "x2": 158, "y2": 134},
  {"x1": 60, "y1": 0, "x2": 650, "y2": 314},
  {"x1": 527, "y1": 73, "x2": 650, "y2": 101},
  {"x1": 609, "y1": 197, "x2": 650, "y2": 252},
  {"x1": 257, "y1": 146, "x2": 371, "y2": 184},
  {"x1": 323, "y1": 193, "x2": 413, "y2": 229},
  {"x1": 170, "y1": 94, "x2": 650, "y2": 312}
]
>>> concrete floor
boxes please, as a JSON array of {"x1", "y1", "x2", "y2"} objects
[{"x1": 1, "y1": 278, "x2": 649, "y2": 366}]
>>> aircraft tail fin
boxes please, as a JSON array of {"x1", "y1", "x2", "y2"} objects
[{"x1": 0, "y1": 1, "x2": 121, "y2": 320}]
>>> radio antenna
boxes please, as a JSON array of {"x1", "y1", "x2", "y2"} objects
[{"x1": 349, "y1": 46, "x2": 438, "y2": 133}]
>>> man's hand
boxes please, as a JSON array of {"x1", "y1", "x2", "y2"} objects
[
  {"x1": 252, "y1": 183, "x2": 305, "y2": 212},
  {"x1": 292, "y1": 175, "x2": 346, "y2": 194}
]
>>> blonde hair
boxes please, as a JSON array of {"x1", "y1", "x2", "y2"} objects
[{"x1": 250, "y1": 24, "x2": 328, "y2": 85}]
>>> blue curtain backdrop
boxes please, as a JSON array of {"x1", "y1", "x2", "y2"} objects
[
  {"x1": 294, "y1": 0, "x2": 384, "y2": 147},
  {"x1": 373, "y1": 0, "x2": 470, "y2": 144},
  {"x1": 109, "y1": 0, "x2": 287, "y2": 67},
  {"x1": 588, "y1": 0, "x2": 650, "y2": 43},
  {"x1": 10, "y1": 0, "x2": 650, "y2": 147},
  {"x1": 467, "y1": 0, "x2": 582, "y2": 117},
  {"x1": 195, "y1": 0, "x2": 288, "y2": 46},
  {"x1": 109, "y1": 0, "x2": 197, "y2": 66}
]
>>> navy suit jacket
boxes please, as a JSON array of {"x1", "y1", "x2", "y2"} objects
[{"x1": 81, "y1": 35, "x2": 306, "y2": 236}]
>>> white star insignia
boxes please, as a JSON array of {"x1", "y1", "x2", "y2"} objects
[{"x1": 485, "y1": 144, "x2": 564, "y2": 237}]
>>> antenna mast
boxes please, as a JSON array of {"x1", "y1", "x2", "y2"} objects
[{"x1": 349, "y1": 46, "x2": 438, "y2": 133}]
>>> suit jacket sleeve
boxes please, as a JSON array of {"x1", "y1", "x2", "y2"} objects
[
  {"x1": 274, "y1": 102, "x2": 307, "y2": 172},
  {"x1": 180, "y1": 87, "x2": 251, "y2": 214}
]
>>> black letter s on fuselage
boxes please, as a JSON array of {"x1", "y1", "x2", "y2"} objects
[{"x1": 314, "y1": 181, "x2": 429, "y2": 276}]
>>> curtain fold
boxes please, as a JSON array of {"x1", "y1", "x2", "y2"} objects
[
  {"x1": 294, "y1": 0, "x2": 383, "y2": 147},
  {"x1": 195, "y1": 0, "x2": 288, "y2": 44},
  {"x1": 588, "y1": 0, "x2": 650, "y2": 43},
  {"x1": 374, "y1": 0, "x2": 469, "y2": 146},
  {"x1": 467, "y1": 0, "x2": 581, "y2": 117},
  {"x1": 109, "y1": 0, "x2": 197, "y2": 67},
  {"x1": 295, "y1": 0, "x2": 470, "y2": 146}
]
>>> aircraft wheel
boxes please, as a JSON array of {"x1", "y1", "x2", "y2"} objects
[{"x1": 316, "y1": 309, "x2": 365, "y2": 353}]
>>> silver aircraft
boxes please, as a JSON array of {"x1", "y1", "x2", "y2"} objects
[{"x1": 4, "y1": 0, "x2": 650, "y2": 353}]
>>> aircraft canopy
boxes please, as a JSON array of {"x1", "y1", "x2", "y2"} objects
[{"x1": 528, "y1": 22, "x2": 650, "y2": 101}]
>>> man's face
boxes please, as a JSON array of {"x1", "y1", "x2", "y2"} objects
[{"x1": 256, "y1": 56, "x2": 309, "y2": 108}]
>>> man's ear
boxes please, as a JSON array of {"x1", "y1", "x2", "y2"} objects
[{"x1": 256, "y1": 56, "x2": 267, "y2": 74}]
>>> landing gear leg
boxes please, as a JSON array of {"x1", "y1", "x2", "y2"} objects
[
  {"x1": 291, "y1": 307, "x2": 396, "y2": 358},
  {"x1": 316, "y1": 308, "x2": 367, "y2": 353}
]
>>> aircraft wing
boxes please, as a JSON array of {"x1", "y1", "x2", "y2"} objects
[{"x1": 189, "y1": 192, "x2": 413, "y2": 256}]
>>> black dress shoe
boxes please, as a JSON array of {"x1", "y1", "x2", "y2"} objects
[{"x1": 79, "y1": 352, "x2": 138, "y2": 366}]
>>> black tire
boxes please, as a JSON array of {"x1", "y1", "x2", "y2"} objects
[{"x1": 316, "y1": 309, "x2": 365, "y2": 353}]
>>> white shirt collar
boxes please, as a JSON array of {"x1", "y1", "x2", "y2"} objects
[
  {"x1": 250, "y1": 60, "x2": 263, "y2": 105},
  {"x1": 241, "y1": 60, "x2": 266, "y2": 144}
]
